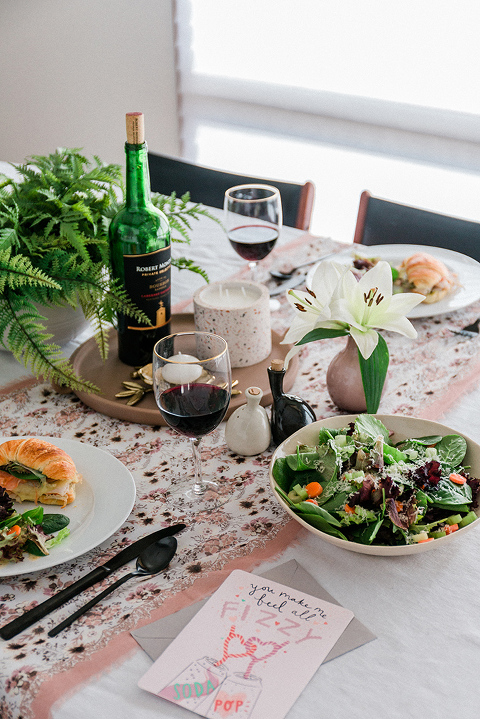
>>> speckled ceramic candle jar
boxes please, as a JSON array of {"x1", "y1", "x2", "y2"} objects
[{"x1": 193, "y1": 281, "x2": 271, "y2": 368}]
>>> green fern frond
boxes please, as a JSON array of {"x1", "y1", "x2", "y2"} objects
[
  {"x1": 151, "y1": 192, "x2": 224, "y2": 245},
  {"x1": 0, "y1": 248, "x2": 62, "y2": 293},
  {"x1": 172, "y1": 257, "x2": 209, "y2": 282},
  {"x1": 58, "y1": 222, "x2": 90, "y2": 261},
  {"x1": 0, "y1": 174, "x2": 14, "y2": 191},
  {"x1": 36, "y1": 187, "x2": 62, "y2": 205},
  {"x1": 0, "y1": 227, "x2": 19, "y2": 250},
  {"x1": 36, "y1": 250, "x2": 151, "y2": 325},
  {"x1": 78, "y1": 302, "x2": 111, "y2": 360}
]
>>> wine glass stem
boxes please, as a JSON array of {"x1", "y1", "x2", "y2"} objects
[
  {"x1": 190, "y1": 437, "x2": 206, "y2": 496},
  {"x1": 248, "y1": 261, "x2": 259, "y2": 281}
]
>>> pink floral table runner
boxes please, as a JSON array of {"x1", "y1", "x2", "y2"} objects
[{"x1": 2, "y1": 234, "x2": 480, "y2": 718}]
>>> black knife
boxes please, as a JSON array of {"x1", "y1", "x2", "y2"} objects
[
  {"x1": 0, "y1": 523, "x2": 186, "y2": 640},
  {"x1": 269, "y1": 274, "x2": 306, "y2": 296}
]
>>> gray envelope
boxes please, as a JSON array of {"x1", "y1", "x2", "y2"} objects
[{"x1": 131, "y1": 559, "x2": 376, "y2": 663}]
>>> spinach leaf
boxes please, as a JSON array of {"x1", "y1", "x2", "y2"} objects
[
  {"x1": 24, "y1": 540, "x2": 47, "y2": 557},
  {"x1": 397, "y1": 435, "x2": 442, "y2": 447},
  {"x1": 272, "y1": 458, "x2": 293, "y2": 493},
  {"x1": 436, "y1": 434, "x2": 467, "y2": 468},
  {"x1": 320, "y1": 490, "x2": 350, "y2": 512},
  {"x1": 275, "y1": 488, "x2": 347, "y2": 539},
  {"x1": 318, "y1": 428, "x2": 341, "y2": 444},
  {"x1": 295, "y1": 501, "x2": 342, "y2": 527},
  {"x1": 272, "y1": 458, "x2": 322, "y2": 494},
  {"x1": 430, "y1": 480, "x2": 472, "y2": 508},
  {"x1": 383, "y1": 444, "x2": 408, "y2": 464},
  {"x1": 22, "y1": 507, "x2": 44, "y2": 525},
  {"x1": 41, "y1": 514, "x2": 70, "y2": 534},
  {"x1": 1, "y1": 462, "x2": 46, "y2": 482},
  {"x1": 355, "y1": 415, "x2": 390, "y2": 444},
  {"x1": 315, "y1": 445, "x2": 337, "y2": 482},
  {"x1": 299, "y1": 515, "x2": 348, "y2": 540},
  {"x1": 350, "y1": 517, "x2": 384, "y2": 545},
  {"x1": 286, "y1": 450, "x2": 319, "y2": 472}
]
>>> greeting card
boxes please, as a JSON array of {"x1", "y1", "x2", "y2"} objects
[{"x1": 138, "y1": 569, "x2": 354, "y2": 719}]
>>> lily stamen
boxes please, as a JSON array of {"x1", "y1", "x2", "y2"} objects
[{"x1": 363, "y1": 287, "x2": 379, "y2": 307}]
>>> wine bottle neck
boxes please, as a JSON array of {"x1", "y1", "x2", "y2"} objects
[{"x1": 124, "y1": 142, "x2": 152, "y2": 208}]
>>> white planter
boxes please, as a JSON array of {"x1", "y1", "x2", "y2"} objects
[{"x1": 0, "y1": 304, "x2": 91, "y2": 351}]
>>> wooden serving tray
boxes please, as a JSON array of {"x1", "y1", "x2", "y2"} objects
[{"x1": 69, "y1": 314, "x2": 298, "y2": 426}]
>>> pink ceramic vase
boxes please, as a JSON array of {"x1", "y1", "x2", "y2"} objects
[{"x1": 326, "y1": 335, "x2": 368, "y2": 412}]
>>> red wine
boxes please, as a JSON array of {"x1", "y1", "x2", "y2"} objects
[
  {"x1": 159, "y1": 383, "x2": 230, "y2": 438},
  {"x1": 228, "y1": 224, "x2": 279, "y2": 261}
]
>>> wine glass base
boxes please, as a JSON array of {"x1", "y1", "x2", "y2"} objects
[{"x1": 184, "y1": 480, "x2": 219, "y2": 502}]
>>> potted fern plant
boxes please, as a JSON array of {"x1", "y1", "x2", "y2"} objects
[{"x1": 0, "y1": 148, "x2": 216, "y2": 392}]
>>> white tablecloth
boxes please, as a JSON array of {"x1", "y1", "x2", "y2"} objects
[{"x1": 2, "y1": 185, "x2": 480, "y2": 719}]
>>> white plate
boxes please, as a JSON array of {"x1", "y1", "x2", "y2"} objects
[
  {"x1": 306, "y1": 244, "x2": 480, "y2": 318},
  {"x1": 0, "y1": 437, "x2": 136, "y2": 577},
  {"x1": 269, "y1": 414, "x2": 480, "y2": 556}
]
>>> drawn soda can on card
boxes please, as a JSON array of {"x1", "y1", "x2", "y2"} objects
[
  {"x1": 204, "y1": 673, "x2": 262, "y2": 718},
  {"x1": 157, "y1": 656, "x2": 227, "y2": 710}
]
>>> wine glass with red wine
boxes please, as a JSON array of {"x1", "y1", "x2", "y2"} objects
[
  {"x1": 224, "y1": 184, "x2": 282, "y2": 280},
  {"x1": 153, "y1": 332, "x2": 231, "y2": 500}
]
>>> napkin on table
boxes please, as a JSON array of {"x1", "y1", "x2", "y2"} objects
[{"x1": 131, "y1": 559, "x2": 376, "y2": 662}]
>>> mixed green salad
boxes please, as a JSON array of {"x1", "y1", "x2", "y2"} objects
[
  {"x1": 272, "y1": 415, "x2": 480, "y2": 546},
  {"x1": 0, "y1": 487, "x2": 70, "y2": 564}
]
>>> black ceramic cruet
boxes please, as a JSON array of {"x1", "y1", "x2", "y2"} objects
[{"x1": 267, "y1": 359, "x2": 316, "y2": 445}]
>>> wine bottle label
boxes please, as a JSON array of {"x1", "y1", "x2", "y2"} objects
[{"x1": 123, "y1": 246, "x2": 171, "y2": 330}]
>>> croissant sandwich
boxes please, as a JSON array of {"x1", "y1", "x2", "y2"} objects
[
  {"x1": 397, "y1": 252, "x2": 458, "y2": 304},
  {"x1": 0, "y1": 438, "x2": 81, "y2": 507}
]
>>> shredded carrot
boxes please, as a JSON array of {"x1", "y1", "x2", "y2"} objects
[
  {"x1": 305, "y1": 498, "x2": 319, "y2": 505},
  {"x1": 418, "y1": 538, "x2": 434, "y2": 543},
  {"x1": 395, "y1": 500, "x2": 404, "y2": 511},
  {"x1": 344, "y1": 504, "x2": 356, "y2": 514},
  {"x1": 7, "y1": 525, "x2": 21, "y2": 537},
  {"x1": 445, "y1": 524, "x2": 459, "y2": 534},
  {"x1": 305, "y1": 482, "x2": 323, "y2": 498},
  {"x1": 449, "y1": 473, "x2": 466, "y2": 485}
]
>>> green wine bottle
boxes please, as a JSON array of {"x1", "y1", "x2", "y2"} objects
[{"x1": 109, "y1": 112, "x2": 171, "y2": 366}]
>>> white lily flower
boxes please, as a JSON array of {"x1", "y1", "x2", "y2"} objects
[
  {"x1": 281, "y1": 260, "x2": 348, "y2": 345},
  {"x1": 281, "y1": 261, "x2": 348, "y2": 366},
  {"x1": 328, "y1": 260, "x2": 424, "y2": 359}
]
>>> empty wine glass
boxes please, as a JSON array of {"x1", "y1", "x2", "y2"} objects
[
  {"x1": 224, "y1": 184, "x2": 282, "y2": 281},
  {"x1": 153, "y1": 332, "x2": 231, "y2": 500}
]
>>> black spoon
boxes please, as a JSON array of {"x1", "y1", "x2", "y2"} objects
[
  {"x1": 269, "y1": 252, "x2": 336, "y2": 280},
  {"x1": 451, "y1": 317, "x2": 480, "y2": 337},
  {"x1": 48, "y1": 535, "x2": 178, "y2": 637}
]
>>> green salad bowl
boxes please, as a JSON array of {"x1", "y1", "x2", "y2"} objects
[{"x1": 269, "y1": 414, "x2": 480, "y2": 556}]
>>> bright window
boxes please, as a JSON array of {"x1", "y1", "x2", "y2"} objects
[
  {"x1": 182, "y1": 0, "x2": 480, "y2": 115},
  {"x1": 175, "y1": 1, "x2": 480, "y2": 240}
]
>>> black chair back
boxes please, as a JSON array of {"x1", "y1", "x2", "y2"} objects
[
  {"x1": 354, "y1": 191, "x2": 480, "y2": 263},
  {"x1": 148, "y1": 152, "x2": 315, "y2": 230}
]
